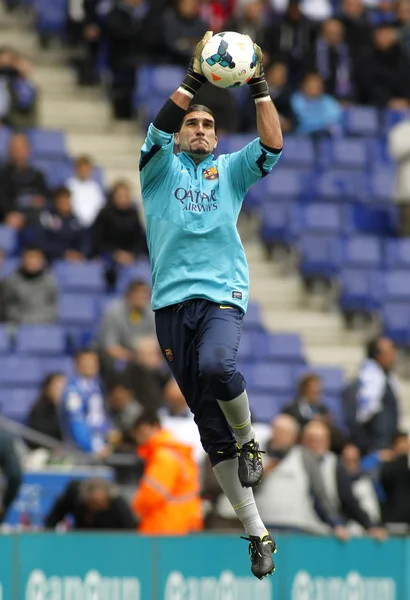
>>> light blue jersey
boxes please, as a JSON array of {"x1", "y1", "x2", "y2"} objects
[{"x1": 140, "y1": 124, "x2": 281, "y2": 313}]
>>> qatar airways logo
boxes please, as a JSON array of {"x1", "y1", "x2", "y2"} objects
[{"x1": 174, "y1": 188, "x2": 218, "y2": 212}]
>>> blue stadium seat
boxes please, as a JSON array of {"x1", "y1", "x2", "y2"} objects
[
  {"x1": 15, "y1": 325, "x2": 66, "y2": 356},
  {"x1": 249, "y1": 332, "x2": 305, "y2": 364},
  {"x1": 259, "y1": 200, "x2": 297, "y2": 246},
  {"x1": 53, "y1": 261, "x2": 105, "y2": 293},
  {"x1": 383, "y1": 109, "x2": 410, "y2": 132},
  {"x1": 299, "y1": 204, "x2": 348, "y2": 234},
  {"x1": 264, "y1": 168, "x2": 310, "y2": 200},
  {"x1": 249, "y1": 393, "x2": 289, "y2": 423},
  {"x1": 351, "y1": 204, "x2": 396, "y2": 235},
  {"x1": 342, "y1": 236, "x2": 383, "y2": 269},
  {"x1": 315, "y1": 170, "x2": 368, "y2": 202},
  {"x1": 298, "y1": 234, "x2": 342, "y2": 279},
  {"x1": 0, "y1": 326, "x2": 11, "y2": 354},
  {"x1": 0, "y1": 258, "x2": 19, "y2": 278},
  {"x1": 339, "y1": 268, "x2": 384, "y2": 313},
  {"x1": 0, "y1": 357, "x2": 42, "y2": 387},
  {"x1": 382, "y1": 302, "x2": 410, "y2": 346},
  {"x1": 385, "y1": 239, "x2": 410, "y2": 269},
  {"x1": 34, "y1": 0, "x2": 67, "y2": 34},
  {"x1": 0, "y1": 127, "x2": 11, "y2": 160},
  {"x1": 280, "y1": 137, "x2": 315, "y2": 168},
  {"x1": 243, "y1": 302, "x2": 263, "y2": 330},
  {"x1": 223, "y1": 134, "x2": 258, "y2": 154},
  {"x1": 367, "y1": 138, "x2": 394, "y2": 168},
  {"x1": 115, "y1": 259, "x2": 152, "y2": 293},
  {"x1": 368, "y1": 168, "x2": 394, "y2": 202},
  {"x1": 31, "y1": 158, "x2": 72, "y2": 190},
  {"x1": 383, "y1": 270, "x2": 410, "y2": 301},
  {"x1": 322, "y1": 396, "x2": 345, "y2": 428},
  {"x1": 344, "y1": 107, "x2": 379, "y2": 137},
  {"x1": 0, "y1": 226, "x2": 17, "y2": 256},
  {"x1": 0, "y1": 388, "x2": 38, "y2": 423},
  {"x1": 319, "y1": 138, "x2": 368, "y2": 170},
  {"x1": 59, "y1": 294, "x2": 97, "y2": 327},
  {"x1": 41, "y1": 356, "x2": 74, "y2": 378},
  {"x1": 28, "y1": 129, "x2": 67, "y2": 158},
  {"x1": 237, "y1": 331, "x2": 253, "y2": 362},
  {"x1": 248, "y1": 363, "x2": 293, "y2": 395},
  {"x1": 134, "y1": 65, "x2": 186, "y2": 107}
]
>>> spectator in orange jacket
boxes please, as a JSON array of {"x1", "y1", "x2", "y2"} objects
[{"x1": 131, "y1": 411, "x2": 203, "y2": 535}]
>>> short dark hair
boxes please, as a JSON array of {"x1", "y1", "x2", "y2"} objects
[
  {"x1": 54, "y1": 186, "x2": 71, "y2": 199},
  {"x1": 298, "y1": 373, "x2": 321, "y2": 395},
  {"x1": 179, "y1": 104, "x2": 217, "y2": 132},
  {"x1": 21, "y1": 246, "x2": 44, "y2": 256},
  {"x1": 75, "y1": 155, "x2": 93, "y2": 167},
  {"x1": 366, "y1": 338, "x2": 381, "y2": 360},
  {"x1": 132, "y1": 410, "x2": 160, "y2": 430},
  {"x1": 126, "y1": 279, "x2": 148, "y2": 294}
]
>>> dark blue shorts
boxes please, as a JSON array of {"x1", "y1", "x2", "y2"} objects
[{"x1": 155, "y1": 299, "x2": 246, "y2": 465}]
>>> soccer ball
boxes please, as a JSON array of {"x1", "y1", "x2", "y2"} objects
[{"x1": 200, "y1": 31, "x2": 257, "y2": 89}]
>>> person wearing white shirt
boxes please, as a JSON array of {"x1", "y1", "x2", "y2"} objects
[{"x1": 66, "y1": 155, "x2": 106, "y2": 228}]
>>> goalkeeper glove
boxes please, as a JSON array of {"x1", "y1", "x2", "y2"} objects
[
  {"x1": 180, "y1": 31, "x2": 213, "y2": 99},
  {"x1": 245, "y1": 38, "x2": 270, "y2": 103}
]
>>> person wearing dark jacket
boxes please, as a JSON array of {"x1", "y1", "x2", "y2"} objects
[
  {"x1": 27, "y1": 373, "x2": 66, "y2": 450},
  {"x1": 0, "y1": 133, "x2": 48, "y2": 227},
  {"x1": 302, "y1": 421, "x2": 387, "y2": 540},
  {"x1": 22, "y1": 187, "x2": 89, "y2": 262},
  {"x1": 0, "y1": 428, "x2": 22, "y2": 523},
  {"x1": 162, "y1": 0, "x2": 207, "y2": 66},
  {"x1": 380, "y1": 431, "x2": 410, "y2": 526},
  {"x1": 356, "y1": 24, "x2": 410, "y2": 108},
  {"x1": 92, "y1": 180, "x2": 147, "y2": 262},
  {"x1": 45, "y1": 478, "x2": 137, "y2": 530},
  {"x1": 340, "y1": 0, "x2": 372, "y2": 54}
]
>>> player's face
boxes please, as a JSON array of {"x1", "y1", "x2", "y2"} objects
[{"x1": 175, "y1": 112, "x2": 218, "y2": 159}]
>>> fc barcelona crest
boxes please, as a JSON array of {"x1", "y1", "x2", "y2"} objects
[
  {"x1": 165, "y1": 348, "x2": 173, "y2": 361},
  {"x1": 204, "y1": 166, "x2": 219, "y2": 181}
]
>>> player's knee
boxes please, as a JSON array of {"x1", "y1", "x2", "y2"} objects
[{"x1": 199, "y1": 356, "x2": 234, "y2": 384}]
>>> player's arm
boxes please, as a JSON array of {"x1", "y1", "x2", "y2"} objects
[{"x1": 140, "y1": 32, "x2": 212, "y2": 191}]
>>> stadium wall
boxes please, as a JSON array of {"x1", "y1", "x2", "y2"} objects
[{"x1": 0, "y1": 533, "x2": 407, "y2": 599}]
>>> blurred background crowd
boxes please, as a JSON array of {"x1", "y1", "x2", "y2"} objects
[{"x1": 0, "y1": 0, "x2": 410, "y2": 542}]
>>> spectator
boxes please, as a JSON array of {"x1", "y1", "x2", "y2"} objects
[
  {"x1": 388, "y1": 115, "x2": 410, "y2": 236},
  {"x1": 66, "y1": 156, "x2": 105, "y2": 228},
  {"x1": 105, "y1": 0, "x2": 162, "y2": 119},
  {"x1": 343, "y1": 337, "x2": 399, "y2": 454},
  {"x1": 8, "y1": 53, "x2": 37, "y2": 130},
  {"x1": 0, "y1": 46, "x2": 14, "y2": 125},
  {"x1": 45, "y1": 478, "x2": 136, "y2": 530},
  {"x1": 227, "y1": 0, "x2": 277, "y2": 62},
  {"x1": 27, "y1": 373, "x2": 66, "y2": 450},
  {"x1": 61, "y1": 349, "x2": 112, "y2": 455},
  {"x1": 3, "y1": 247, "x2": 58, "y2": 324},
  {"x1": 242, "y1": 61, "x2": 294, "y2": 133},
  {"x1": 122, "y1": 335, "x2": 171, "y2": 411},
  {"x1": 302, "y1": 421, "x2": 387, "y2": 539},
  {"x1": 22, "y1": 187, "x2": 89, "y2": 262},
  {"x1": 268, "y1": 0, "x2": 332, "y2": 23},
  {"x1": 340, "y1": 0, "x2": 373, "y2": 53},
  {"x1": 0, "y1": 427, "x2": 22, "y2": 524},
  {"x1": 162, "y1": 0, "x2": 207, "y2": 66},
  {"x1": 395, "y1": 0, "x2": 410, "y2": 57},
  {"x1": 130, "y1": 411, "x2": 203, "y2": 534},
  {"x1": 106, "y1": 382, "x2": 143, "y2": 443},
  {"x1": 305, "y1": 19, "x2": 356, "y2": 101},
  {"x1": 380, "y1": 430, "x2": 410, "y2": 527},
  {"x1": 98, "y1": 280, "x2": 155, "y2": 370},
  {"x1": 0, "y1": 133, "x2": 48, "y2": 228},
  {"x1": 199, "y1": 0, "x2": 233, "y2": 31},
  {"x1": 160, "y1": 380, "x2": 191, "y2": 418},
  {"x1": 341, "y1": 443, "x2": 383, "y2": 530},
  {"x1": 92, "y1": 180, "x2": 147, "y2": 263},
  {"x1": 291, "y1": 72, "x2": 343, "y2": 136},
  {"x1": 357, "y1": 24, "x2": 410, "y2": 108},
  {"x1": 254, "y1": 414, "x2": 349, "y2": 538}
]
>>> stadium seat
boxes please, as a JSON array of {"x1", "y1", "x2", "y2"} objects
[
  {"x1": 0, "y1": 127, "x2": 11, "y2": 160},
  {"x1": 383, "y1": 109, "x2": 410, "y2": 132},
  {"x1": 259, "y1": 200, "x2": 297, "y2": 246},
  {"x1": 383, "y1": 270, "x2": 410, "y2": 301},
  {"x1": 0, "y1": 258, "x2": 19, "y2": 278},
  {"x1": 237, "y1": 331, "x2": 253, "y2": 362},
  {"x1": 31, "y1": 158, "x2": 72, "y2": 190},
  {"x1": 15, "y1": 325, "x2": 66, "y2": 356},
  {"x1": 315, "y1": 170, "x2": 368, "y2": 202},
  {"x1": 367, "y1": 137, "x2": 394, "y2": 168},
  {"x1": 385, "y1": 239, "x2": 410, "y2": 269},
  {"x1": 0, "y1": 357, "x2": 43, "y2": 387},
  {"x1": 298, "y1": 234, "x2": 342, "y2": 279},
  {"x1": 342, "y1": 236, "x2": 383, "y2": 269},
  {"x1": 344, "y1": 107, "x2": 380, "y2": 137},
  {"x1": 382, "y1": 302, "x2": 410, "y2": 346},
  {"x1": 0, "y1": 226, "x2": 17, "y2": 256},
  {"x1": 351, "y1": 203, "x2": 396, "y2": 235},
  {"x1": 115, "y1": 259, "x2": 152, "y2": 293},
  {"x1": 0, "y1": 326, "x2": 11, "y2": 354},
  {"x1": 319, "y1": 138, "x2": 368, "y2": 170},
  {"x1": 28, "y1": 129, "x2": 67, "y2": 158},
  {"x1": 41, "y1": 356, "x2": 74, "y2": 379},
  {"x1": 368, "y1": 168, "x2": 395, "y2": 202},
  {"x1": 339, "y1": 268, "x2": 384, "y2": 313},
  {"x1": 298, "y1": 204, "x2": 349, "y2": 235},
  {"x1": 243, "y1": 302, "x2": 263, "y2": 330},
  {"x1": 134, "y1": 65, "x2": 186, "y2": 107},
  {"x1": 250, "y1": 332, "x2": 305, "y2": 364},
  {"x1": 0, "y1": 388, "x2": 38, "y2": 423},
  {"x1": 34, "y1": 0, "x2": 67, "y2": 35},
  {"x1": 248, "y1": 363, "x2": 293, "y2": 395},
  {"x1": 249, "y1": 393, "x2": 289, "y2": 423},
  {"x1": 280, "y1": 136, "x2": 315, "y2": 168},
  {"x1": 53, "y1": 261, "x2": 105, "y2": 293},
  {"x1": 59, "y1": 294, "x2": 97, "y2": 327},
  {"x1": 264, "y1": 168, "x2": 311, "y2": 200}
]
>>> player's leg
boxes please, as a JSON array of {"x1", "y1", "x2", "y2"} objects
[{"x1": 196, "y1": 303, "x2": 263, "y2": 488}]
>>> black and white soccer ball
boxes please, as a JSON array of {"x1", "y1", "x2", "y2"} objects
[{"x1": 200, "y1": 31, "x2": 257, "y2": 89}]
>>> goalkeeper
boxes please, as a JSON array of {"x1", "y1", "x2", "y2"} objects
[{"x1": 139, "y1": 31, "x2": 282, "y2": 579}]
